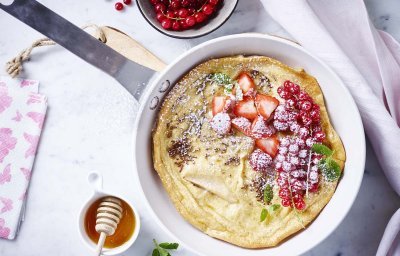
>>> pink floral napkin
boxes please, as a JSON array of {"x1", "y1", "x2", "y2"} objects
[{"x1": 0, "y1": 76, "x2": 47, "y2": 240}]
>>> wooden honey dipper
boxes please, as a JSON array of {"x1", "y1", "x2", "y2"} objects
[{"x1": 95, "y1": 196, "x2": 123, "y2": 256}]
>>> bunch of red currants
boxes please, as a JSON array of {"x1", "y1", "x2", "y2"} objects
[{"x1": 150, "y1": 0, "x2": 221, "y2": 31}]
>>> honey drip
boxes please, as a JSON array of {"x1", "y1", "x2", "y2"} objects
[{"x1": 85, "y1": 198, "x2": 135, "y2": 248}]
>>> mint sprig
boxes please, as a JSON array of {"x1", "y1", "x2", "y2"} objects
[
  {"x1": 152, "y1": 239, "x2": 179, "y2": 256},
  {"x1": 211, "y1": 73, "x2": 232, "y2": 85},
  {"x1": 311, "y1": 143, "x2": 341, "y2": 181},
  {"x1": 211, "y1": 73, "x2": 235, "y2": 95}
]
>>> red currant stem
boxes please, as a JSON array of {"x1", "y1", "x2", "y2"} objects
[
  {"x1": 286, "y1": 175, "x2": 305, "y2": 228},
  {"x1": 305, "y1": 125, "x2": 314, "y2": 198},
  {"x1": 305, "y1": 149, "x2": 312, "y2": 198},
  {"x1": 160, "y1": 10, "x2": 183, "y2": 20},
  {"x1": 197, "y1": 0, "x2": 209, "y2": 12}
]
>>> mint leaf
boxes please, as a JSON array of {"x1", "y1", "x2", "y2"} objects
[
  {"x1": 153, "y1": 239, "x2": 169, "y2": 256},
  {"x1": 152, "y1": 249, "x2": 160, "y2": 256},
  {"x1": 318, "y1": 158, "x2": 341, "y2": 181},
  {"x1": 260, "y1": 208, "x2": 268, "y2": 222},
  {"x1": 263, "y1": 185, "x2": 273, "y2": 204},
  {"x1": 159, "y1": 243, "x2": 179, "y2": 250},
  {"x1": 311, "y1": 144, "x2": 333, "y2": 156},
  {"x1": 270, "y1": 204, "x2": 281, "y2": 212},
  {"x1": 212, "y1": 73, "x2": 232, "y2": 85}
]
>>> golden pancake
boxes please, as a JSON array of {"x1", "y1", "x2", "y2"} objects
[{"x1": 152, "y1": 56, "x2": 346, "y2": 248}]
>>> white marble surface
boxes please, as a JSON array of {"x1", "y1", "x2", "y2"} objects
[{"x1": 0, "y1": 0, "x2": 399, "y2": 255}]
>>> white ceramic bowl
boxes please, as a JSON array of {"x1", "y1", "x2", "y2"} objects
[
  {"x1": 136, "y1": 0, "x2": 238, "y2": 38},
  {"x1": 78, "y1": 173, "x2": 141, "y2": 255},
  {"x1": 133, "y1": 34, "x2": 365, "y2": 256}
]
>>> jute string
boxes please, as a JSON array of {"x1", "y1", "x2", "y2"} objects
[{"x1": 5, "y1": 24, "x2": 107, "y2": 78}]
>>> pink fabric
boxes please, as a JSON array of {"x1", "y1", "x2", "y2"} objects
[
  {"x1": 260, "y1": 0, "x2": 400, "y2": 255},
  {"x1": 0, "y1": 76, "x2": 47, "y2": 240}
]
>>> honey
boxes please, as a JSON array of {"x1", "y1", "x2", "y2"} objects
[{"x1": 85, "y1": 197, "x2": 135, "y2": 248}]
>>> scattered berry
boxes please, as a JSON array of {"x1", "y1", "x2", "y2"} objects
[
  {"x1": 115, "y1": 2, "x2": 124, "y2": 10},
  {"x1": 249, "y1": 149, "x2": 273, "y2": 172},
  {"x1": 210, "y1": 113, "x2": 231, "y2": 135}
]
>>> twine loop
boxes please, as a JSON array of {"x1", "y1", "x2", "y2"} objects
[{"x1": 5, "y1": 24, "x2": 106, "y2": 78}]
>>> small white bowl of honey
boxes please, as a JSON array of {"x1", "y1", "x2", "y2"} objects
[{"x1": 78, "y1": 172, "x2": 140, "y2": 255}]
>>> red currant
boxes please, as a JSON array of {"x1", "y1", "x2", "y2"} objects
[
  {"x1": 300, "y1": 100, "x2": 312, "y2": 112},
  {"x1": 178, "y1": 8, "x2": 189, "y2": 18},
  {"x1": 185, "y1": 16, "x2": 196, "y2": 27},
  {"x1": 166, "y1": 10, "x2": 176, "y2": 18},
  {"x1": 298, "y1": 91, "x2": 310, "y2": 101},
  {"x1": 150, "y1": 0, "x2": 159, "y2": 5},
  {"x1": 187, "y1": 8, "x2": 195, "y2": 15},
  {"x1": 308, "y1": 182, "x2": 319, "y2": 192},
  {"x1": 290, "y1": 84, "x2": 300, "y2": 95},
  {"x1": 202, "y1": 4, "x2": 215, "y2": 15},
  {"x1": 115, "y1": 2, "x2": 124, "y2": 10},
  {"x1": 194, "y1": 12, "x2": 207, "y2": 23},
  {"x1": 279, "y1": 188, "x2": 290, "y2": 198},
  {"x1": 161, "y1": 18, "x2": 172, "y2": 29},
  {"x1": 284, "y1": 80, "x2": 294, "y2": 90},
  {"x1": 209, "y1": 0, "x2": 219, "y2": 5},
  {"x1": 294, "y1": 196, "x2": 306, "y2": 210},
  {"x1": 314, "y1": 131, "x2": 326, "y2": 142},
  {"x1": 282, "y1": 198, "x2": 291, "y2": 207},
  {"x1": 310, "y1": 108, "x2": 320, "y2": 120},
  {"x1": 181, "y1": 0, "x2": 190, "y2": 7},
  {"x1": 156, "y1": 12, "x2": 165, "y2": 22},
  {"x1": 123, "y1": 0, "x2": 132, "y2": 5},
  {"x1": 154, "y1": 3, "x2": 166, "y2": 13},
  {"x1": 170, "y1": 0, "x2": 181, "y2": 9},
  {"x1": 172, "y1": 21, "x2": 181, "y2": 31},
  {"x1": 280, "y1": 89, "x2": 292, "y2": 100},
  {"x1": 179, "y1": 19, "x2": 189, "y2": 29}
]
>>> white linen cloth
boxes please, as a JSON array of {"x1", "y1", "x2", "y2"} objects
[
  {"x1": 260, "y1": 0, "x2": 400, "y2": 255},
  {"x1": 0, "y1": 76, "x2": 47, "y2": 239}
]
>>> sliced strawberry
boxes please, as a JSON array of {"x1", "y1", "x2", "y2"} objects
[
  {"x1": 255, "y1": 135, "x2": 279, "y2": 157},
  {"x1": 250, "y1": 116, "x2": 276, "y2": 139},
  {"x1": 212, "y1": 96, "x2": 227, "y2": 116},
  {"x1": 233, "y1": 96, "x2": 258, "y2": 120},
  {"x1": 210, "y1": 113, "x2": 231, "y2": 135},
  {"x1": 231, "y1": 117, "x2": 252, "y2": 136},
  {"x1": 255, "y1": 94, "x2": 280, "y2": 120},
  {"x1": 237, "y1": 73, "x2": 256, "y2": 96}
]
